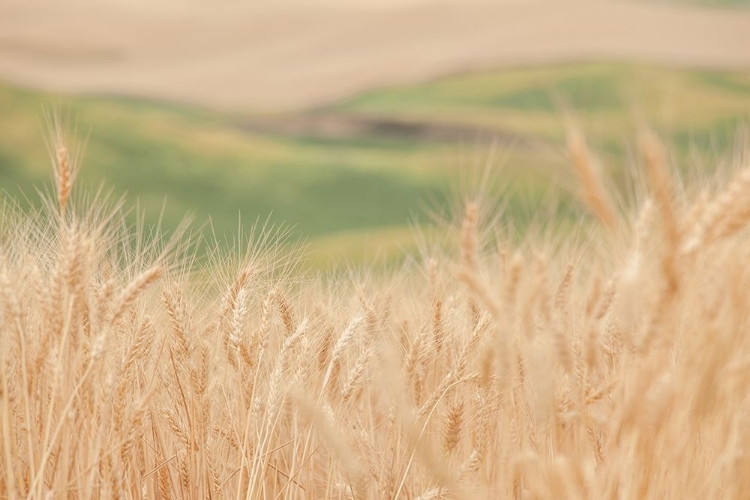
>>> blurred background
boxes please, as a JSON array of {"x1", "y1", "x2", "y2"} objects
[{"x1": 1, "y1": 0, "x2": 749, "y2": 266}]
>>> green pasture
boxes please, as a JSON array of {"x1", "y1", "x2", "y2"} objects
[
  {"x1": 0, "y1": 85, "x2": 452, "y2": 261},
  {"x1": 335, "y1": 64, "x2": 750, "y2": 153},
  {"x1": 1, "y1": 62, "x2": 748, "y2": 266}
]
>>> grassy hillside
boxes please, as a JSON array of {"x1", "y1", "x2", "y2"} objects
[
  {"x1": 1, "y1": 63, "x2": 748, "y2": 264},
  {"x1": 0, "y1": 86, "x2": 454, "y2": 264},
  {"x1": 335, "y1": 64, "x2": 750, "y2": 155},
  {"x1": 1, "y1": 89, "x2": 454, "y2": 228}
]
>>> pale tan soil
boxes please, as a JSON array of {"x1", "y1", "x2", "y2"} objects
[{"x1": 1, "y1": 0, "x2": 749, "y2": 112}]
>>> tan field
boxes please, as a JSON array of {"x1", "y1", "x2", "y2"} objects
[
  {"x1": 6, "y1": 0, "x2": 750, "y2": 497},
  {"x1": 5, "y1": 121, "x2": 750, "y2": 498},
  {"x1": 2, "y1": 0, "x2": 750, "y2": 111}
]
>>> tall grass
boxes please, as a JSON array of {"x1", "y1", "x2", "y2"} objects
[{"x1": 2, "y1": 122, "x2": 750, "y2": 499}]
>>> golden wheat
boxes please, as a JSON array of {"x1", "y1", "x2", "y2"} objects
[{"x1": 2, "y1": 124, "x2": 750, "y2": 499}]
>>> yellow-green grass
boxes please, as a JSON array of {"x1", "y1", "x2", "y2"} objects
[
  {"x1": 304, "y1": 225, "x2": 422, "y2": 268},
  {"x1": 1, "y1": 62, "x2": 748, "y2": 266},
  {"x1": 334, "y1": 63, "x2": 750, "y2": 154},
  {"x1": 0, "y1": 85, "x2": 452, "y2": 262}
]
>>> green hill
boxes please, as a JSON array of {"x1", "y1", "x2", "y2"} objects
[{"x1": 1, "y1": 63, "x2": 748, "y2": 265}]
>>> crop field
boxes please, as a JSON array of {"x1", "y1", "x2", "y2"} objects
[
  {"x1": 3, "y1": 113, "x2": 750, "y2": 497},
  {"x1": 1, "y1": 63, "x2": 749, "y2": 265},
  {"x1": 3, "y1": 0, "x2": 750, "y2": 493},
  {"x1": 3, "y1": 0, "x2": 750, "y2": 111}
]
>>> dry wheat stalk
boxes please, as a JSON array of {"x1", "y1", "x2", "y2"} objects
[{"x1": 5, "y1": 119, "x2": 750, "y2": 499}]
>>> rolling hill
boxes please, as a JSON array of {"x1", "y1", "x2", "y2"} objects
[{"x1": 1, "y1": 63, "x2": 748, "y2": 265}]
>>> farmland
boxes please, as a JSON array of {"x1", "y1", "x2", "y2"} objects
[
  {"x1": 4, "y1": 1, "x2": 750, "y2": 497},
  {"x1": 2, "y1": 62, "x2": 749, "y2": 264}
]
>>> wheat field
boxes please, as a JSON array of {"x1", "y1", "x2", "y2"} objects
[{"x1": 2, "y1": 122, "x2": 750, "y2": 499}]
